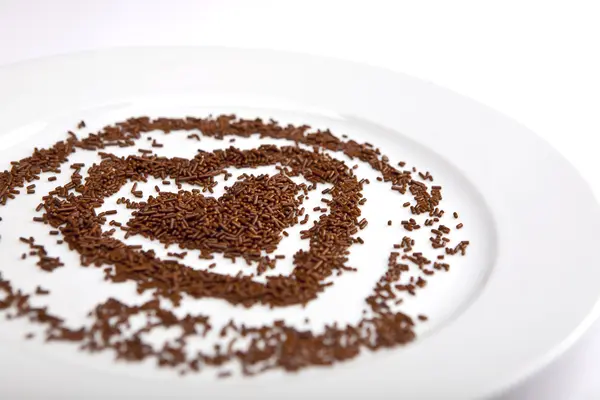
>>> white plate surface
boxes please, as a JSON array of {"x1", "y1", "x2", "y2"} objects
[{"x1": 0, "y1": 47, "x2": 599, "y2": 399}]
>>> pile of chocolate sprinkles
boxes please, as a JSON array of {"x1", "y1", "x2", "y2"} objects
[{"x1": 0, "y1": 115, "x2": 470, "y2": 377}]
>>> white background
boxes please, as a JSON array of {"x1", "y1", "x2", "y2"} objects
[{"x1": 0, "y1": 0, "x2": 598, "y2": 398}]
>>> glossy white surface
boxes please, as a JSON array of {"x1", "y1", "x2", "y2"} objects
[
  {"x1": 0, "y1": 46, "x2": 599, "y2": 400},
  {"x1": 1, "y1": 2, "x2": 599, "y2": 399}
]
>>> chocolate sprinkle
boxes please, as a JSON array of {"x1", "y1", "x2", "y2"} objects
[{"x1": 0, "y1": 114, "x2": 470, "y2": 377}]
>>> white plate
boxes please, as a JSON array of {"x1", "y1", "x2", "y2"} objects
[{"x1": 0, "y1": 47, "x2": 599, "y2": 400}]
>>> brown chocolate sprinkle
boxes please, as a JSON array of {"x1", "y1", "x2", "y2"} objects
[
  {"x1": 35, "y1": 286, "x2": 50, "y2": 295},
  {"x1": 167, "y1": 252, "x2": 188, "y2": 260},
  {"x1": 0, "y1": 114, "x2": 469, "y2": 377}
]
